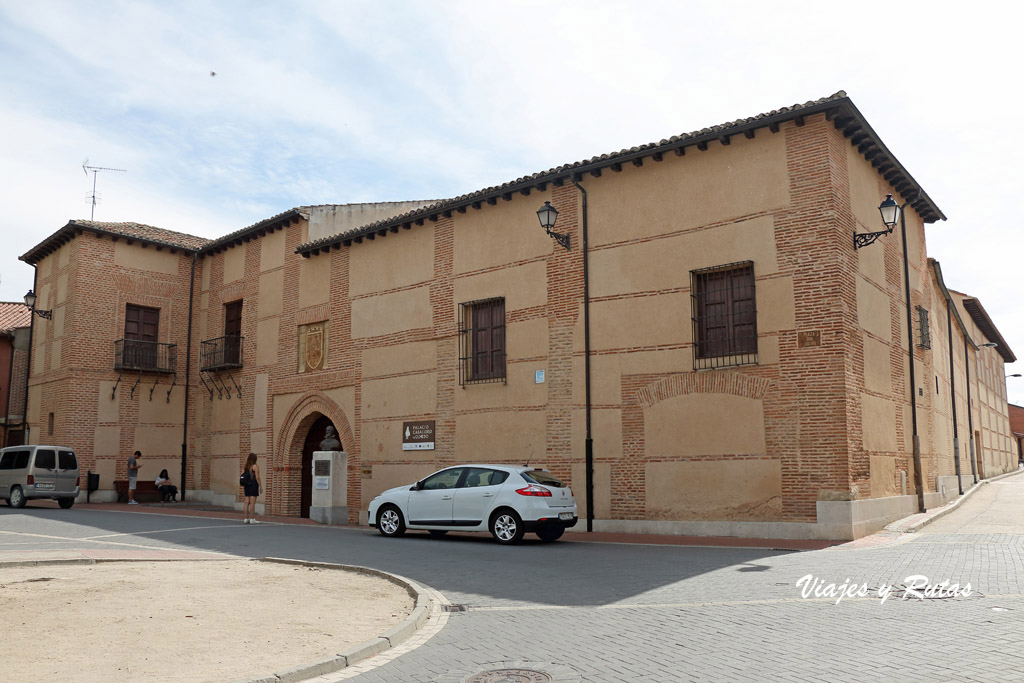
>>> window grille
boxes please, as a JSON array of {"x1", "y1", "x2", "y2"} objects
[
  {"x1": 691, "y1": 261, "x2": 758, "y2": 370},
  {"x1": 459, "y1": 297, "x2": 506, "y2": 385},
  {"x1": 916, "y1": 306, "x2": 931, "y2": 349}
]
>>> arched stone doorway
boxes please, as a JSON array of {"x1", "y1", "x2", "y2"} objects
[
  {"x1": 273, "y1": 391, "x2": 354, "y2": 518},
  {"x1": 300, "y1": 415, "x2": 336, "y2": 518}
]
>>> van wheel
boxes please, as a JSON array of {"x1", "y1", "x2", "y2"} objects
[
  {"x1": 58, "y1": 498, "x2": 75, "y2": 509},
  {"x1": 9, "y1": 486, "x2": 26, "y2": 508}
]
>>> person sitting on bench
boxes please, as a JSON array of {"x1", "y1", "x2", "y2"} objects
[{"x1": 155, "y1": 470, "x2": 178, "y2": 502}]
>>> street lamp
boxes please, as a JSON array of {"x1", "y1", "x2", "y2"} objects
[
  {"x1": 23, "y1": 290, "x2": 52, "y2": 320},
  {"x1": 537, "y1": 185, "x2": 594, "y2": 532},
  {"x1": 853, "y1": 194, "x2": 898, "y2": 249},
  {"x1": 537, "y1": 201, "x2": 571, "y2": 251}
]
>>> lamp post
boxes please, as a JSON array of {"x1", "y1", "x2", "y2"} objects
[
  {"x1": 23, "y1": 290, "x2": 52, "y2": 320},
  {"x1": 537, "y1": 184, "x2": 594, "y2": 532},
  {"x1": 863, "y1": 194, "x2": 926, "y2": 512}
]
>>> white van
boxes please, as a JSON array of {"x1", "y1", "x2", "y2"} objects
[{"x1": 0, "y1": 445, "x2": 80, "y2": 509}]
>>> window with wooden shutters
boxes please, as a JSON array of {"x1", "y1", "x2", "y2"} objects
[
  {"x1": 224, "y1": 300, "x2": 243, "y2": 365},
  {"x1": 459, "y1": 298, "x2": 506, "y2": 385},
  {"x1": 691, "y1": 261, "x2": 757, "y2": 369},
  {"x1": 123, "y1": 304, "x2": 160, "y2": 370}
]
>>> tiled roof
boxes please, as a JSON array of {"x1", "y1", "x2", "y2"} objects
[
  {"x1": 0, "y1": 302, "x2": 31, "y2": 334},
  {"x1": 201, "y1": 208, "x2": 302, "y2": 253},
  {"x1": 20, "y1": 220, "x2": 211, "y2": 264},
  {"x1": 296, "y1": 91, "x2": 946, "y2": 256},
  {"x1": 961, "y1": 298, "x2": 1016, "y2": 363}
]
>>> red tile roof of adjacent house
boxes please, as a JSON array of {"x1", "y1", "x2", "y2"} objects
[{"x1": 0, "y1": 302, "x2": 31, "y2": 334}]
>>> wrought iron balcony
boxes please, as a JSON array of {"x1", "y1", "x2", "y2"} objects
[
  {"x1": 201, "y1": 335, "x2": 244, "y2": 371},
  {"x1": 114, "y1": 339, "x2": 177, "y2": 373}
]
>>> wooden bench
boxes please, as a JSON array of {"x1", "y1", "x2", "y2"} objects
[{"x1": 113, "y1": 479, "x2": 165, "y2": 503}]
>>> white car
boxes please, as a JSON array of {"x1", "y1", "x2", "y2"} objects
[{"x1": 367, "y1": 464, "x2": 578, "y2": 544}]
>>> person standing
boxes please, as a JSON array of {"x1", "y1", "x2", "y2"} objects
[
  {"x1": 241, "y1": 452, "x2": 261, "y2": 524},
  {"x1": 127, "y1": 450, "x2": 142, "y2": 504}
]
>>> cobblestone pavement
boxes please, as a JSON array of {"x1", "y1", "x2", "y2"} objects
[{"x1": 2, "y1": 472, "x2": 1023, "y2": 682}]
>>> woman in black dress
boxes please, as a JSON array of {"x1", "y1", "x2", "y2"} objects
[{"x1": 241, "y1": 452, "x2": 261, "y2": 524}]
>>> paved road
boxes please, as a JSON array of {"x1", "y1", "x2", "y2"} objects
[{"x1": 3, "y1": 473, "x2": 1023, "y2": 682}]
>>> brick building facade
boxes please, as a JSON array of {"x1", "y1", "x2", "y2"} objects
[
  {"x1": 18, "y1": 92, "x2": 1017, "y2": 539},
  {"x1": 0, "y1": 302, "x2": 31, "y2": 446}
]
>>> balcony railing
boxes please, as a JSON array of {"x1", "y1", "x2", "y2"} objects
[
  {"x1": 114, "y1": 339, "x2": 177, "y2": 373},
  {"x1": 201, "y1": 335, "x2": 244, "y2": 371}
]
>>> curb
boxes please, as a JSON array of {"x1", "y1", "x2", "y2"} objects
[
  {"x1": 886, "y1": 469, "x2": 1024, "y2": 534},
  {"x1": 236, "y1": 557, "x2": 434, "y2": 683}
]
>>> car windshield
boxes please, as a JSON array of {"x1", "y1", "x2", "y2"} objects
[{"x1": 521, "y1": 470, "x2": 566, "y2": 488}]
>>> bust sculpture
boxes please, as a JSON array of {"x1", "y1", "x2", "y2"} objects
[{"x1": 319, "y1": 425, "x2": 341, "y2": 451}]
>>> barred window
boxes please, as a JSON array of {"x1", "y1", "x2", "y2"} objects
[
  {"x1": 459, "y1": 297, "x2": 506, "y2": 385},
  {"x1": 691, "y1": 261, "x2": 757, "y2": 370},
  {"x1": 916, "y1": 306, "x2": 931, "y2": 349}
]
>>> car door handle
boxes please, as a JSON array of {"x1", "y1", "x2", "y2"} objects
[
  {"x1": 441, "y1": 495, "x2": 453, "y2": 500},
  {"x1": 482, "y1": 493, "x2": 495, "y2": 497}
]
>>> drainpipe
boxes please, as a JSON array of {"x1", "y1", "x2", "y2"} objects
[
  {"x1": 3, "y1": 324, "x2": 15, "y2": 446},
  {"x1": 180, "y1": 252, "x2": 197, "y2": 500},
  {"x1": 571, "y1": 178, "x2": 594, "y2": 533},
  {"x1": 946, "y1": 306, "x2": 963, "y2": 495},
  {"x1": 21, "y1": 265, "x2": 39, "y2": 446},
  {"x1": 965, "y1": 343, "x2": 978, "y2": 484},
  {"x1": 899, "y1": 202, "x2": 926, "y2": 513}
]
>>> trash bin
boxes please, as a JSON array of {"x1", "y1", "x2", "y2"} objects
[{"x1": 87, "y1": 471, "x2": 100, "y2": 503}]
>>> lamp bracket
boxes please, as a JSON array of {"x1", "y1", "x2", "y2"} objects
[
  {"x1": 854, "y1": 228, "x2": 892, "y2": 250},
  {"x1": 546, "y1": 228, "x2": 571, "y2": 251},
  {"x1": 32, "y1": 309, "x2": 53, "y2": 320}
]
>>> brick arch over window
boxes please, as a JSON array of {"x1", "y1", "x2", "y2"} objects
[
  {"x1": 271, "y1": 391, "x2": 355, "y2": 517},
  {"x1": 635, "y1": 372, "x2": 772, "y2": 409}
]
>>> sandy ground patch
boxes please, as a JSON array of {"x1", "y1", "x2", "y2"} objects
[{"x1": 0, "y1": 559, "x2": 414, "y2": 682}]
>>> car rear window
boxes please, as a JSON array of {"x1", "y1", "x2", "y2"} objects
[
  {"x1": 12, "y1": 451, "x2": 30, "y2": 469},
  {"x1": 59, "y1": 451, "x2": 78, "y2": 469},
  {"x1": 35, "y1": 450, "x2": 56, "y2": 470},
  {"x1": 521, "y1": 470, "x2": 566, "y2": 488}
]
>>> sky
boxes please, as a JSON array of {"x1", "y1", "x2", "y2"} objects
[{"x1": 0, "y1": 0, "x2": 1021, "y2": 403}]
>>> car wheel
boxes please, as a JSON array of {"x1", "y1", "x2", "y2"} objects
[
  {"x1": 377, "y1": 505, "x2": 406, "y2": 537},
  {"x1": 536, "y1": 524, "x2": 564, "y2": 542},
  {"x1": 58, "y1": 498, "x2": 75, "y2": 509},
  {"x1": 9, "y1": 486, "x2": 26, "y2": 509},
  {"x1": 490, "y1": 509, "x2": 525, "y2": 545},
  {"x1": 428, "y1": 530, "x2": 449, "y2": 537}
]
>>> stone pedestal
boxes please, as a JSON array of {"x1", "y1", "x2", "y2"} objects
[{"x1": 309, "y1": 450, "x2": 348, "y2": 525}]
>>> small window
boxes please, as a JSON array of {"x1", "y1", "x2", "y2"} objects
[
  {"x1": 58, "y1": 451, "x2": 78, "y2": 470},
  {"x1": 459, "y1": 298, "x2": 506, "y2": 385},
  {"x1": 691, "y1": 262, "x2": 758, "y2": 369},
  {"x1": 0, "y1": 452, "x2": 15, "y2": 470},
  {"x1": 35, "y1": 449, "x2": 56, "y2": 470},
  {"x1": 917, "y1": 306, "x2": 931, "y2": 349},
  {"x1": 48, "y1": 412, "x2": 54, "y2": 437},
  {"x1": 420, "y1": 468, "x2": 465, "y2": 490}
]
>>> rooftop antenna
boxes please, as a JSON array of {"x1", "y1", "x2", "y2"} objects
[{"x1": 82, "y1": 158, "x2": 127, "y2": 220}]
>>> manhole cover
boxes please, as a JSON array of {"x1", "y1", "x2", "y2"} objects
[{"x1": 466, "y1": 669, "x2": 553, "y2": 683}]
